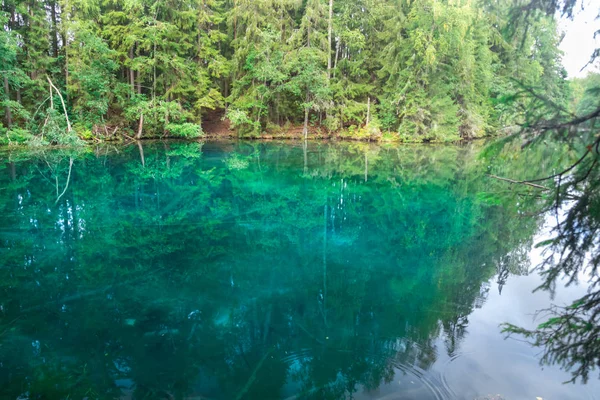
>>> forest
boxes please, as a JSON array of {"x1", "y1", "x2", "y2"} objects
[{"x1": 0, "y1": 0, "x2": 572, "y2": 143}]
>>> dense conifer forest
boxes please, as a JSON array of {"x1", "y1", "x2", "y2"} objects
[{"x1": 1, "y1": 0, "x2": 571, "y2": 143}]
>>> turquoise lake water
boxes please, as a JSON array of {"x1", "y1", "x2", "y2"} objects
[{"x1": 0, "y1": 141, "x2": 598, "y2": 399}]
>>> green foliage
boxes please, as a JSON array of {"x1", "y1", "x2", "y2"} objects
[
  {"x1": 570, "y1": 73, "x2": 600, "y2": 122},
  {"x1": 323, "y1": 115, "x2": 340, "y2": 133},
  {"x1": 0, "y1": 0, "x2": 570, "y2": 143},
  {"x1": 226, "y1": 108, "x2": 257, "y2": 134},
  {"x1": 0, "y1": 127, "x2": 33, "y2": 145},
  {"x1": 165, "y1": 123, "x2": 203, "y2": 138},
  {"x1": 225, "y1": 152, "x2": 250, "y2": 170},
  {"x1": 68, "y1": 23, "x2": 119, "y2": 127},
  {"x1": 31, "y1": 109, "x2": 84, "y2": 146}
]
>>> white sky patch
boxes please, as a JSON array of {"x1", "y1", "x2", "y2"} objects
[{"x1": 559, "y1": 0, "x2": 600, "y2": 78}]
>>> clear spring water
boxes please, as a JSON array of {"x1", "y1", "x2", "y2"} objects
[{"x1": 0, "y1": 141, "x2": 598, "y2": 399}]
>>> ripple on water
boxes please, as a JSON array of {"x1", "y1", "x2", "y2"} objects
[
  {"x1": 278, "y1": 345, "x2": 452, "y2": 400},
  {"x1": 357, "y1": 361, "x2": 451, "y2": 400},
  {"x1": 438, "y1": 350, "x2": 598, "y2": 400}
]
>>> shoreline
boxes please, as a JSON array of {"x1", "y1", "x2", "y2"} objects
[{"x1": 0, "y1": 130, "x2": 495, "y2": 148}]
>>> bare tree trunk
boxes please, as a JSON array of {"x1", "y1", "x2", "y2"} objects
[
  {"x1": 46, "y1": 76, "x2": 71, "y2": 132},
  {"x1": 3, "y1": 76, "x2": 12, "y2": 128},
  {"x1": 136, "y1": 113, "x2": 144, "y2": 139},
  {"x1": 327, "y1": 0, "x2": 333, "y2": 80}
]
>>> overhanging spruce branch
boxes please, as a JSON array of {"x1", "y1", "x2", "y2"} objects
[
  {"x1": 487, "y1": 135, "x2": 599, "y2": 189},
  {"x1": 502, "y1": 290, "x2": 600, "y2": 384},
  {"x1": 522, "y1": 135, "x2": 600, "y2": 183},
  {"x1": 511, "y1": 80, "x2": 576, "y2": 121},
  {"x1": 535, "y1": 108, "x2": 600, "y2": 131}
]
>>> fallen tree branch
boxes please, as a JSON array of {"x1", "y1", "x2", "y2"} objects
[{"x1": 487, "y1": 174, "x2": 551, "y2": 190}]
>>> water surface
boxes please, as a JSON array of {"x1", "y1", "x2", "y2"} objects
[{"x1": 0, "y1": 141, "x2": 597, "y2": 399}]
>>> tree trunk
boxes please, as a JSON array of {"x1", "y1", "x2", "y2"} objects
[
  {"x1": 63, "y1": 2, "x2": 69, "y2": 101},
  {"x1": 3, "y1": 76, "x2": 12, "y2": 128},
  {"x1": 50, "y1": 1, "x2": 59, "y2": 58},
  {"x1": 305, "y1": 17, "x2": 312, "y2": 136},
  {"x1": 46, "y1": 77, "x2": 71, "y2": 132},
  {"x1": 27, "y1": 5, "x2": 34, "y2": 80},
  {"x1": 136, "y1": 113, "x2": 144, "y2": 139},
  {"x1": 327, "y1": 0, "x2": 333, "y2": 80},
  {"x1": 152, "y1": 22, "x2": 157, "y2": 104},
  {"x1": 165, "y1": 95, "x2": 170, "y2": 125},
  {"x1": 129, "y1": 46, "x2": 135, "y2": 94},
  {"x1": 65, "y1": 58, "x2": 69, "y2": 101},
  {"x1": 233, "y1": 11, "x2": 237, "y2": 41},
  {"x1": 137, "y1": 70, "x2": 142, "y2": 94},
  {"x1": 333, "y1": 39, "x2": 340, "y2": 79},
  {"x1": 276, "y1": 93, "x2": 280, "y2": 125}
]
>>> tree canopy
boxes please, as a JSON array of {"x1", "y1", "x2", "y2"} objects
[{"x1": 0, "y1": 0, "x2": 569, "y2": 143}]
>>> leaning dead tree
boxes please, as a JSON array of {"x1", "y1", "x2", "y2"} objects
[{"x1": 47, "y1": 76, "x2": 72, "y2": 132}]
